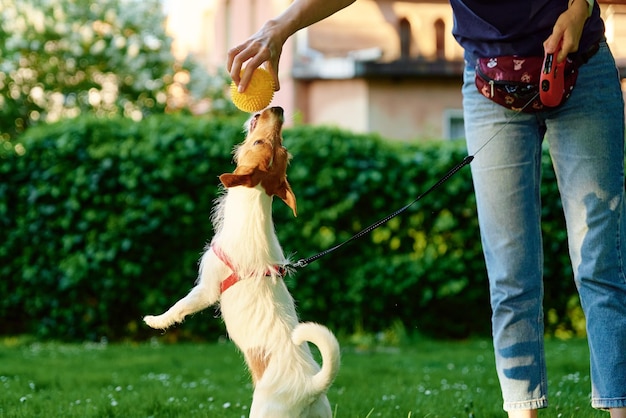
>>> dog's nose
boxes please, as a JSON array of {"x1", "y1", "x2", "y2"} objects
[{"x1": 269, "y1": 107, "x2": 284, "y2": 119}]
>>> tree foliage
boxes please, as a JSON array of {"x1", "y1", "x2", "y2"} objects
[{"x1": 0, "y1": 0, "x2": 235, "y2": 156}]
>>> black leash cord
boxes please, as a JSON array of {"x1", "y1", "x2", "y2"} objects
[
  {"x1": 288, "y1": 92, "x2": 539, "y2": 269},
  {"x1": 289, "y1": 154, "x2": 474, "y2": 269}
]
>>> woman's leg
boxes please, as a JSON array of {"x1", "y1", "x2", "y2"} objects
[
  {"x1": 463, "y1": 62, "x2": 548, "y2": 412},
  {"x1": 547, "y1": 42, "x2": 626, "y2": 411}
]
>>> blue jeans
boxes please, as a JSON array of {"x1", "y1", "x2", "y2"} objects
[{"x1": 462, "y1": 42, "x2": 626, "y2": 411}]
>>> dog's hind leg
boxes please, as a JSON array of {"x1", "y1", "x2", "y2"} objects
[{"x1": 246, "y1": 347, "x2": 271, "y2": 384}]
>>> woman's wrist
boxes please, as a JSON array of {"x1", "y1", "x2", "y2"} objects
[
  {"x1": 584, "y1": 0, "x2": 594, "y2": 17},
  {"x1": 262, "y1": 18, "x2": 291, "y2": 47},
  {"x1": 569, "y1": 0, "x2": 593, "y2": 18}
]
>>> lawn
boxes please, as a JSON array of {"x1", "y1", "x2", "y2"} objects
[{"x1": 0, "y1": 335, "x2": 603, "y2": 418}]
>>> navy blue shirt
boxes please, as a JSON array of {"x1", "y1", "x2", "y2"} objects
[{"x1": 450, "y1": 0, "x2": 604, "y2": 59}]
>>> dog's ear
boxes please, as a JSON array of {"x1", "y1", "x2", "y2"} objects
[
  {"x1": 219, "y1": 173, "x2": 250, "y2": 188},
  {"x1": 278, "y1": 179, "x2": 297, "y2": 217},
  {"x1": 219, "y1": 167, "x2": 260, "y2": 188}
]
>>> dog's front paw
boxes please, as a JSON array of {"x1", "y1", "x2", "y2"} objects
[{"x1": 143, "y1": 315, "x2": 176, "y2": 330}]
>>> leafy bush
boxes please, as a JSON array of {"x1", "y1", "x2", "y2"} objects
[
  {"x1": 0, "y1": 114, "x2": 246, "y2": 340},
  {"x1": 0, "y1": 115, "x2": 580, "y2": 341}
]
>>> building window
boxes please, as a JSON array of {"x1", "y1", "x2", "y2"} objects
[
  {"x1": 434, "y1": 18, "x2": 446, "y2": 60},
  {"x1": 443, "y1": 109, "x2": 465, "y2": 140},
  {"x1": 399, "y1": 17, "x2": 411, "y2": 60}
]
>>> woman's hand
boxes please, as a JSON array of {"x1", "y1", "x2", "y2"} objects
[
  {"x1": 227, "y1": 20, "x2": 287, "y2": 93},
  {"x1": 544, "y1": 0, "x2": 590, "y2": 62},
  {"x1": 225, "y1": 0, "x2": 356, "y2": 93}
]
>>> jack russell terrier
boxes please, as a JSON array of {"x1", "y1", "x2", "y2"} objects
[{"x1": 144, "y1": 107, "x2": 340, "y2": 417}]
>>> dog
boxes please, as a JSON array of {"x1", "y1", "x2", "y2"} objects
[{"x1": 144, "y1": 107, "x2": 340, "y2": 418}]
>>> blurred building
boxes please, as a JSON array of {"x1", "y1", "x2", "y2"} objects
[{"x1": 163, "y1": 0, "x2": 626, "y2": 141}]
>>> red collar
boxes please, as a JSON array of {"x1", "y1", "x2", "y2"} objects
[{"x1": 212, "y1": 245, "x2": 286, "y2": 294}]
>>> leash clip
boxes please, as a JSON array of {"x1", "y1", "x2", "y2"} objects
[{"x1": 292, "y1": 259, "x2": 308, "y2": 269}]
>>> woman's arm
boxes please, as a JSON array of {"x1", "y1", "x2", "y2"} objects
[{"x1": 227, "y1": 0, "x2": 357, "y2": 92}]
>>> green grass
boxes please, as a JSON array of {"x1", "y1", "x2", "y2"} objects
[{"x1": 0, "y1": 336, "x2": 604, "y2": 418}]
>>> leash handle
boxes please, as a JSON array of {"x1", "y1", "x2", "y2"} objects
[{"x1": 540, "y1": 39, "x2": 566, "y2": 107}]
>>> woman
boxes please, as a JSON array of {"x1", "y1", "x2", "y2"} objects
[{"x1": 227, "y1": 1, "x2": 626, "y2": 416}]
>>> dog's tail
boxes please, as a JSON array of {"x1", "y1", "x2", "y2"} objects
[{"x1": 292, "y1": 322, "x2": 340, "y2": 394}]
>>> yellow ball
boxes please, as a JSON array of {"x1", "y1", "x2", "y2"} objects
[{"x1": 230, "y1": 67, "x2": 275, "y2": 113}]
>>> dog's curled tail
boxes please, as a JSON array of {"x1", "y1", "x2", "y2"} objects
[{"x1": 292, "y1": 322, "x2": 340, "y2": 394}]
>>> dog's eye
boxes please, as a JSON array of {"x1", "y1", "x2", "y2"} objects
[
  {"x1": 253, "y1": 139, "x2": 265, "y2": 146},
  {"x1": 249, "y1": 114, "x2": 260, "y2": 131}
]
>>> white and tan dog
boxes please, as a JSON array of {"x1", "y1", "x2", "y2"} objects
[{"x1": 144, "y1": 107, "x2": 340, "y2": 418}]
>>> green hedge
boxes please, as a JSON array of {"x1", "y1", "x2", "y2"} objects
[{"x1": 0, "y1": 115, "x2": 579, "y2": 341}]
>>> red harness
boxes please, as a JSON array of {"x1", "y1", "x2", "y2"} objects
[{"x1": 212, "y1": 245, "x2": 286, "y2": 294}]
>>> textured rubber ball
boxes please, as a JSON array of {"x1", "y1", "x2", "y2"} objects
[{"x1": 230, "y1": 67, "x2": 275, "y2": 113}]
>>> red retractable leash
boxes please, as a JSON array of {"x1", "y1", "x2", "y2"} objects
[{"x1": 540, "y1": 40, "x2": 567, "y2": 107}]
